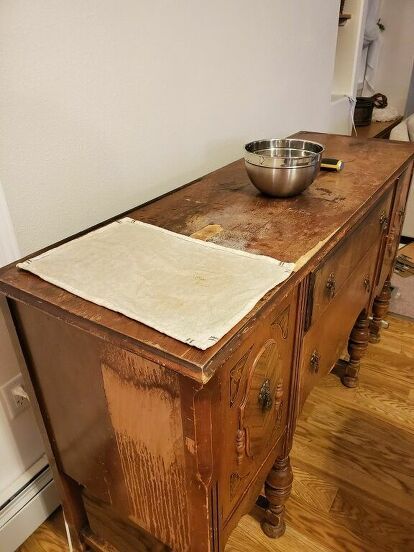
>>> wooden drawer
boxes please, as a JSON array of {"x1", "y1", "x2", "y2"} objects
[
  {"x1": 300, "y1": 243, "x2": 378, "y2": 410},
  {"x1": 376, "y1": 163, "x2": 413, "y2": 292},
  {"x1": 309, "y1": 188, "x2": 393, "y2": 327},
  {"x1": 218, "y1": 288, "x2": 298, "y2": 521}
]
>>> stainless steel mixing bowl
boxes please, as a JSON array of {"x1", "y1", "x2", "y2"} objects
[{"x1": 244, "y1": 139, "x2": 325, "y2": 197}]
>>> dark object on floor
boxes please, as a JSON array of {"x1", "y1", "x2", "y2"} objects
[
  {"x1": 395, "y1": 241, "x2": 414, "y2": 277},
  {"x1": 354, "y1": 93, "x2": 388, "y2": 127},
  {"x1": 355, "y1": 97, "x2": 374, "y2": 126}
]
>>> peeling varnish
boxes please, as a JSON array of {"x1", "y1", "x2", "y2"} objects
[
  {"x1": 184, "y1": 213, "x2": 209, "y2": 234},
  {"x1": 293, "y1": 228, "x2": 340, "y2": 272},
  {"x1": 190, "y1": 224, "x2": 223, "y2": 241},
  {"x1": 101, "y1": 350, "x2": 191, "y2": 550},
  {"x1": 185, "y1": 436, "x2": 196, "y2": 454}
]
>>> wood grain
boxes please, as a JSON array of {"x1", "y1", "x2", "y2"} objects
[
  {"x1": 19, "y1": 315, "x2": 414, "y2": 552},
  {"x1": 352, "y1": 117, "x2": 403, "y2": 139}
]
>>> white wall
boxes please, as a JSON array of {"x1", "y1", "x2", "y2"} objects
[
  {"x1": 0, "y1": 1, "x2": 340, "y2": 256},
  {"x1": 0, "y1": 190, "x2": 45, "y2": 505},
  {"x1": 373, "y1": 0, "x2": 414, "y2": 113},
  {"x1": 328, "y1": 0, "x2": 368, "y2": 136},
  {"x1": 329, "y1": 95, "x2": 353, "y2": 135},
  {"x1": 332, "y1": 0, "x2": 367, "y2": 97}
]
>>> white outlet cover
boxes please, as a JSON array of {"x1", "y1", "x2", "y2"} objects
[{"x1": 0, "y1": 373, "x2": 29, "y2": 420}]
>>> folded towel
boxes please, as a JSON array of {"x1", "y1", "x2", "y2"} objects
[{"x1": 17, "y1": 218, "x2": 293, "y2": 350}]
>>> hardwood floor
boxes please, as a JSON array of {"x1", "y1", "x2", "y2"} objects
[{"x1": 18, "y1": 314, "x2": 414, "y2": 552}]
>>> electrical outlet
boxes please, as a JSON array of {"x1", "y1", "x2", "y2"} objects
[{"x1": 0, "y1": 373, "x2": 30, "y2": 420}]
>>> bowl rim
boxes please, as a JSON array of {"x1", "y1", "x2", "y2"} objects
[
  {"x1": 244, "y1": 138, "x2": 325, "y2": 159},
  {"x1": 244, "y1": 159, "x2": 320, "y2": 170},
  {"x1": 244, "y1": 138, "x2": 325, "y2": 169}
]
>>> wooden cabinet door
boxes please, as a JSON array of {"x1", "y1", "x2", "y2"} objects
[
  {"x1": 217, "y1": 288, "x2": 298, "y2": 521},
  {"x1": 240, "y1": 339, "x2": 284, "y2": 459}
]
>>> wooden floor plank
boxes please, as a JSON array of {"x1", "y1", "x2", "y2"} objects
[
  {"x1": 17, "y1": 510, "x2": 68, "y2": 552},
  {"x1": 290, "y1": 465, "x2": 338, "y2": 514},
  {"x1": 329, "y1": 487, "x2": 414, "y2": 551},
  {"x1": 18, "y1": 315, "x2": 414, "y2": 552}
]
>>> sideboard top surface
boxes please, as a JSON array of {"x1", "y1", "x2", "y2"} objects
[{"x1": 1, "y1": 132, "x2": 413, "y2": 381}]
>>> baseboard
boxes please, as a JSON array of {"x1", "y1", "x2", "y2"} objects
[
  {"x1": 0, "y1": 466, "x2": 60, "y2": 552},
  {"x1": 0, "y1": 455, "x2": 49, "y2": 509}
]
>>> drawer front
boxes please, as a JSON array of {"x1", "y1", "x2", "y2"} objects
[
  {"x1": 310, "y1": 188, "x2": 393, "y2": 326},
  {"x1": 300, "y1": 244, "x2": 378, "y2": 410},
  {"x1": 376, "y1": 163, "x2": 413, "y2": 292},
  {"x1": 218, "y1": 288, "x2": 298, "y2": 521}
]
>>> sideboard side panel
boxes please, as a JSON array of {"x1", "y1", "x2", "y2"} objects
[{"x1": 10, "y1": 301, "x2": 192, "y2": 551}]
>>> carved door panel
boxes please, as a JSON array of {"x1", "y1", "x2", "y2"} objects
[
  {"x1": 218, "y1": 288, "x2": 297, "y2": 521},
  {"x1": 240, "y1": 340, "x2": 284, "y2": 459}
]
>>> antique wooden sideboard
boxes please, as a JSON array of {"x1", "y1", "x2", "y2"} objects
[{"x1": 0, "y1": 132, "x2": 413, "y2": 551}]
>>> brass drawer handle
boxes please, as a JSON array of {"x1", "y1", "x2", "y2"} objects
[
  {"x1": 379, "y1": 210, "x2": 389, "y2": 231},
  {"x1": 326, "y1": 273, "x2": 336, "y2": 298},
  {"x1": 398, "y1": 207, "x2": 406, "y2": 220},
  {"x1": 363, "y1": 275, "x2": 371, "y2": 293},
  {"x1": 310, "y1": 350, "x2": 320, "y2": 374},
  {"x1": 258, "y1": 379, "x2": 273, "y2": 411}
]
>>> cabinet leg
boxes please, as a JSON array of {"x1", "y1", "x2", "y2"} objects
[
  {"x1": 52, "y1": 467, "x2": 87, "y2": 551},
  {"x1": 369, "y1": 279, "x2": 392, "y2": 344},
  {"x1": 342, "y1": 311, "x2": 370, "y2": 388},
  {"x1": 261, "y1": 456, "x2": 293, "y2": 539}
]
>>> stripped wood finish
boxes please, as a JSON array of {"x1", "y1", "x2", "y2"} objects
[{"x1": 18, "y1": 316, "x2": 414, "y2": 552}]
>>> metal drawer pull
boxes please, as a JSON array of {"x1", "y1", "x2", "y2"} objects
[
  {"x1": 310, "y1": 350, "x2": 320, "y2": 373},
  {"x1": 258, "y1": 379, "x2": 273, "y2": 411},
  {"x1": 398, "y1": 207, "x2": 405, "y2": 219},
  {"x1": 363, "y1": 275, "x2": 371, "y2": 292},
  {"x1": 379, "y1": 210, "x2": 389, "y2": 230},
  {"x1": 326, "y1": 273, "x2": 336, "y2": 298}
]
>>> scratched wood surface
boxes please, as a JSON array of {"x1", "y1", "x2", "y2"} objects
[
  {"x1": 18, "y1": 314, "x2": 414, "y2": 552},
  {"x1": 0, "y1": 133, "x2": 413, "y2": 381}
]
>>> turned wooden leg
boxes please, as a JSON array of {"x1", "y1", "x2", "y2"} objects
[
  {"x1": 369, "y1": 279, "x2": 392, "y2": 344},
  {"x1": 341, "y1": 311, "x2": 370, "y2": 388},
  {"x1": 261, "y1": 456, "x2": 293, "y2": 539}
]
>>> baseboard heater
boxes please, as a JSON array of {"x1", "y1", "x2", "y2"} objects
[{"x1": 0, "y1": 465, "x2": 60, "y2": 552}]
